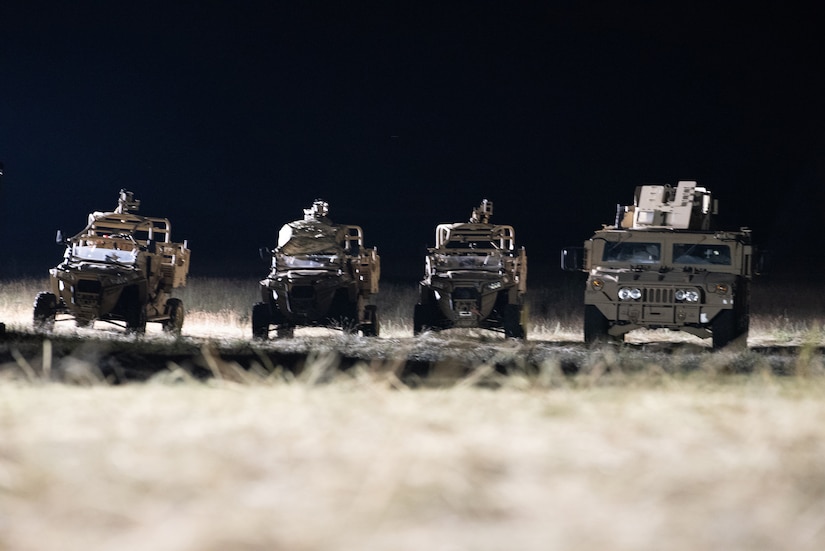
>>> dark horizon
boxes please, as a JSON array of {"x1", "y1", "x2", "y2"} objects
[{"x1": 2, "y1": 3, "x2": 823, "y2": 282}]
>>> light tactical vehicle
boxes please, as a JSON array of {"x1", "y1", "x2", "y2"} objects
[
  {"x1": 252, "y1": 199, "x2": 380, "y2": 339},
  {"x1": 414, "y1": 200, "x2": 527, "y2": 338},
  {"x1": 34, "y1": 190, "x2": 191, "y2": 333},
  {"x1": 562, "y1": 181, "x2": 756, "y2": 349}
]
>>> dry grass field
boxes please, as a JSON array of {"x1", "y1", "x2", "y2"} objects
[{"x1": 1, "y1": 277, "x2": 825, "y2": 550}]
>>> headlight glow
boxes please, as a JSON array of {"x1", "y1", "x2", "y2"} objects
[
  {"x1": 591, "y1": 278, "x2": 604, "y2": 290},
  {"x1": 676, "y1": 288, "x2": 700, "y2": 302},
  {"x1": 715, "y1": 283, "x2": 730, "y2": 294},
  {"x1": 618, "y1": 287, "x2": 641, "y2": 300}
]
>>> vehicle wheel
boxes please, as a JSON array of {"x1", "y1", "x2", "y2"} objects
[
  {"x1": 75, "y1": 318, "x2": 93, "y2": 328},
  {"x1": 583, "y1": 305, "x2": 610, "y2": 345},
  {"x1": 413, "y1": 303, "x2": 438, "y2": 335},
  {"x1": 503, "y1": 303, "x2": 526, "y2": 339},
  {"x1": 361, "y1": 304, "x2": 379, "y2": 337},
  {"x1": 162, "y1": 298, "x2": 185, "y2": 334},
  {"x1": 252, "y1": 302, "x2": 270, "y2": 340},
  {"x1": 712, "y1": 309, "x2": 747, "y2": 350},
  {"x1": 33, "y1": 292, "x2": 58, "y2": 331},
  {"x1": 326, "y1": 289, "x2": 356, "y2": 333},
  {"x1": 276, "y1": 325, "x2": 295, "y2": 338},
  {"x1": 737, "y1": 307, "x2": 750, "y2": 347},
  {"x1": 125, "y1": 296, "x2": 147, "y2": 334}
]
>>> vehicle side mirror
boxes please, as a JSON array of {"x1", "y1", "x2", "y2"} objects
[
  {"x1": 755, "y1": 248, "x2": 770, "y2": 275},
  {"x1": 259, "y1": 247, "x2": 272, "y2": 262},
  {"x1": 561, "y1": 247, "x2": 584, "y2": 271},
  {"x1": 55, "y1": 230, "x2": 66, "y2": 244}
]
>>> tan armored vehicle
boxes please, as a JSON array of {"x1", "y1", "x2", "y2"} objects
[
  {"x1": 414, "y1": 200, "x2": 527, "y2": 338},
  {"x1": 252, "y1": 199, "x2": 380, "y2": 339},
  {"x1": 562, "y1": 181, "x2": 756, "y2": 349},
  {"x1": 33, "y1": 190, "x2": 191, "y2": 333}
]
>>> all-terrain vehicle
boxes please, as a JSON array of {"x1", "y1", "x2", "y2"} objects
[
  {"x1": 414, "y1": 200, "x2": 527, "y2": 338},
  {"x1": 34, "y1": 190, "x2": 191, "y2": 333},
  {"x1": 252, "y1": 199, "x2": 380, "y2": 339},
  {"x1": 562, "y1": 181, "x2": 756, "y2": 349}
]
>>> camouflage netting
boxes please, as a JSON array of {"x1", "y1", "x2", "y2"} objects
[{"x1": 277, "y1": 219, "x2": 344, "y2": 255}]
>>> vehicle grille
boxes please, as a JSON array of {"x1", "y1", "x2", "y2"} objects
[
  {"x1": 453, "y1": 287, "x2": 479, "y2": 300},
  {"x1": 291, "y1": 286, "x2": 315, "y2": 299},
  {"x1": 77, "y1": 280, "x2": 102, "y2": 293},
  {"x1": 75, "y1": 280, "x2": 102, "y2": 308},
  {"x1": 643, "y1": 287, "x2": 674, "y2": 304}
]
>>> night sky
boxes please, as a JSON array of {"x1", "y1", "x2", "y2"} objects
[{"x1": 2, "y1": 2, "x2": 824, "y2": 281}]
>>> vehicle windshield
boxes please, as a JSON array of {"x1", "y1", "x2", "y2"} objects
[
  {"x1": 602, "y1": 241, "x2": 661, "y2": 264},
  {"x1": 445, "y1": 238, "x2": 499, "y2": 250},
  {"x1": 277, "y1": 254, "x2": 341, "y2": 270},
  {"x1": 673, "y1": 243, "x2": 731, "y2": 265},
  {"x1": 433, "y1": 253, "x2": 503, "y2": 270},
  {"x1": 71, "y1": 245, "x2": 138, "y2": 265}
]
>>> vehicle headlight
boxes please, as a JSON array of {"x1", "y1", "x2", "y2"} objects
[
  {"x1": 591, "y1": 278, "x2": 604, "y2": 290},
  {"x1": 675, "y1": 289, "x2": 700, "y2": 302},
  {"x1": 715, "y1": 283, "x2": 730, "y2": 294},
  {"x1": 618, "y1": 287, "x2": 641, "y2": 300}
]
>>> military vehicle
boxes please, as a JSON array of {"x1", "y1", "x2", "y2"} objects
[
  {"x1": 33, "y1": 190, "x2": 191, "y2": 333},
  {"x1": 414, "y1": 200, "x2": 527, "y2": 338},
  {"x1": 252, "y1": 199, "x2": 380, "y2": 339},
  {"x1": 562, "y1": 181, "x2": 756, "y2": 349},
  {"x1": 0, "y1": 161, "x2": 5, "y2": 335}
]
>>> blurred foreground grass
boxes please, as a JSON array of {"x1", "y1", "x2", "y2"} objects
[{"x1": 2, "y1": 369, "x2": 825, "y2": 551}]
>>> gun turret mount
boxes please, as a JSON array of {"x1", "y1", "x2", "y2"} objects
[
  {"x1": 115, "y1": 189, "x2": 140, "y2": 214},
  {"x1": 304, "y1": 199, "x2": 330, "y2": 221},
  {"x1": 470, "y1": 199, "x2": 493, "y2": 224},
  {"x1": 615, "y1": 181, "x2": 717, "y2": 231}
]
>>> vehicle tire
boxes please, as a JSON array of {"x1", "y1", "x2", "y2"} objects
[
  {"x1": 33, "y1": 292, "x2": 58, "y2": 331},
  {"x1": 583, "y1": 305, "x2": 610, "y2": 345},
  {"x1": 415, "y1": 300, "x2": 443, "y2": 335},
  {"x1": 712, "y1": 308, "x2": 747, "y2": 350},
  {"x1": 252, "y1": 302, "x2": 270, "y2": 340},
  {"x1": 162, "y1": 298, "x2": 185, "y2": 334},
  {"x1": 125, "y1": 295, "x2": 147, "y2": 334},
  {"x1": 328, "y1": 289, "x2": 358, "y2": 333},
  {"x1": 413, "y1": 303, "x2": 429, "y2": 335},
  {"x1": 737, "y1": 307, "x2": 750, "y2": 347},
  {"x1": 503, "y1": 303, "x2": 526, "y2": 339},
  {"x1": 276, "y1": 325, "x2": 295, "y2": 338},
  {"x1": 75, "y1": 318, "x2": 93, "y2": 328},
  {"x1": 361, "y1": 304, "x2": 379, "y2": 337}
]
